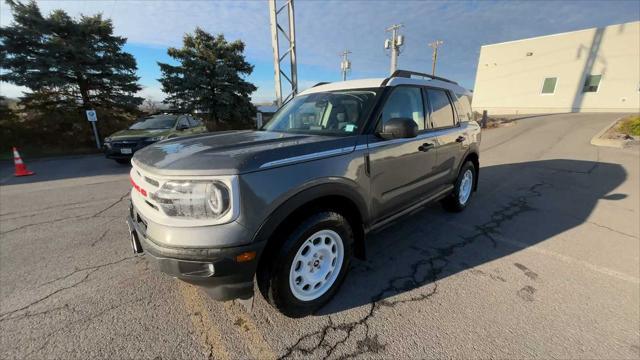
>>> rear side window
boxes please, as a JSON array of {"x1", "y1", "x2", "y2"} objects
[
  {"x1": 426, "y1": 89, "x2": 455, "y2": 128},
  {"x1": 380, "y1": 86, "x2": 425, "y2": 130},
  {"x1": 188, "y1": 116, "x2": 200, "y2": 127},
  {"x1": 453, "y1": 92, "x2": 473, "y2": 122},
  {"x1": 177, "y1": 116, "x2": 190, "y2": 128}
]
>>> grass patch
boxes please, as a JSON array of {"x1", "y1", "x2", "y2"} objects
[{"x1": 617, "y1": 115, "x2": 640, "y2": 137}]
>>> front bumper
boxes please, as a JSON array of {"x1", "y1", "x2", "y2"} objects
[{"x1": 126, "y1": 204, "x2": 263, "y2": 300}]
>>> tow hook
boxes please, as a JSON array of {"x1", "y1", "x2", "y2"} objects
[
  {"x1": 130, "y1": 230, "x2": 143, "y2": 254},
  {"x1": 126, "y1": 219, "x2": 144, "y2": 255}
]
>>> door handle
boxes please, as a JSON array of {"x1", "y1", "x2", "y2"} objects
[
  {"x1": 455, "y1": 136, "x2": 466, "y2": 143},
  {"x1": 418, "y1": 143, "x2": 434, "y2": 152}
]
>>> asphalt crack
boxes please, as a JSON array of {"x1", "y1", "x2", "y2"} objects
[
  {"x1": 0, "y1": 304, "x2": 73, "y2": 323},
  {"x1": 24, "y1": 295, "x2": 150, "y2": 357},
  {"x1": 37, "y1": 257, "x2": 133, "y2": 288},
  {"x1": 89, "y1": 191, "x2": 130, "y2": 218},
  {"x1": 279, "y1": 182, "x2": 549, "y2": 359},
  {"x1": 514, "y1": 263, "x2": 539, "y2": 280},
  {"x1": 1, "y1": 257, "x2": 134, "y2": 319},
  {"x1": 0, "y1": 192, "x2": 129, "y2": 235}
]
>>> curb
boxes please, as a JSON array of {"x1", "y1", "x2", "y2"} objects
[{"x1": 590, "y1": 117, "x2": 631, "y2": 149}]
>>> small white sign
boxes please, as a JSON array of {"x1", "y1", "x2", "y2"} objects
[{"x1": 86, "y1": 110, "x2": 98, "y2": 122}]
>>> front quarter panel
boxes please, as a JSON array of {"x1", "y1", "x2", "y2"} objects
[{"x1": 237, "y1": 143, "x2": 370, "y2": 243}]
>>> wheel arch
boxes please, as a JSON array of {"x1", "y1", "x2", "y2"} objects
[
  {"x1": 460, "y1": 151, "x2": 479, "y2": 191},
  {"x1": 253, "y1": 182, "x2": 368, "y2": 296}
]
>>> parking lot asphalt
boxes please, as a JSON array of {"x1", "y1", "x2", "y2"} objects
[{"x1": 1, "y1": 113, "x2": 639, "y2": 359}]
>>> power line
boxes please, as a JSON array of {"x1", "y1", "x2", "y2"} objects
[
  {"x1": 340, "y1": 50, "x2": 351, "y2": 81},
  {"x1": 384, "y1": 24, "x2": 404, "y2": 75},
  {"x1": 428, "y1": 40, "x2": 444, "y2": 76}
]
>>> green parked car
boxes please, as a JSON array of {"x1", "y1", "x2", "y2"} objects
[{"x1": 104, "y1": 114, "x2": 208, "y2": 164}]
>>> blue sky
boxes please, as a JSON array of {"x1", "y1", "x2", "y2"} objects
[{"x1": 1, "y1": 0, "x2": 639, "y2": 103}]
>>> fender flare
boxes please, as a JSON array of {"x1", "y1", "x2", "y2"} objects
[
  {"x1": 457, "y1": 147, "x2": 480, "y2": 191},
  {"x1": 251, "y1": 180, "x2": 369, "y2": 246}
]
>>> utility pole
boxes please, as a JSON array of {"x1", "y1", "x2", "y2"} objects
[
  {"x1": 428, "y1": 40, "x2": 444, "y2": 76},
  {"x1": 384, "y1": 24, "x2": 404, "y2": 75},
  {"x1": 269, "y1": 0, "x2": 298, "y2": 106},
  {"x1": 340, "y1": 50, "x2": 351, "y2": 81}
]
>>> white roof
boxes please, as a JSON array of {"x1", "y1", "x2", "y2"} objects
[
  {"x1": 299, "y1": 76, "x2": 468, "y2": 96},
  {"x1": 299, "y1": 78, "x2": 386, "y2": 95}
]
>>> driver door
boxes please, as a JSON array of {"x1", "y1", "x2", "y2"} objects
[{"x1": 368, "y1": 86, "x2": 439, "y2": 222}]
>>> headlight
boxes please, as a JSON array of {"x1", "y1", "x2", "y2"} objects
[
  {"x1": 150, "y1": 180, "x2": 230, "y2": 219},
  {"x1": 148, "y1": 135, "x2": 166, "y2": 142},
  {"x1": 104, "y1": 137, "x2": 112, "y2": 142}
]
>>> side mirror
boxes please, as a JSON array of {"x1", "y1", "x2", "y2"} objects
[
  {"x1": 176, "y1": 123, "x2": 188, "y2": 131},
  {"x1": 377, "y1": 118, "x2": 418, "y2": 140}
]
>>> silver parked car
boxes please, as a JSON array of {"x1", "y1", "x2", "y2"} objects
[{"x1": 127, "y1": 70, "x2": 480, "y2": 317}]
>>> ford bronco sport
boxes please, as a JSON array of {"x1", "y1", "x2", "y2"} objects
[{"x1": 126, "y1": 70, "x2": 480, "y2": 317}]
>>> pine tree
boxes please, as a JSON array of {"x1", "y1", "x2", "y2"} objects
[
  {"x1": 0, "y1": 0, "x2": 143, "y2": 145},
  {"x1": 158, "y1": 28, "x2": 257, "y2": 129}
]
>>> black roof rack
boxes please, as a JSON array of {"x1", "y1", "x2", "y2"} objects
[
  {"x1": 390, "y1": 70, "x2": 458, "y2": 85},
  {"x1": 312, "y1": 82, "x2": 330, "y2": 87}
]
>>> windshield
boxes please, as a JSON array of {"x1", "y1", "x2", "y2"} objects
[
  {"x1": 129, "y1": 115, "x2": 177, "y2": 130},
  {"x1": 263, "y1": 89, "x2": 378, "y2": 136}
]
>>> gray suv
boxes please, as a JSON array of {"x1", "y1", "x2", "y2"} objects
[{"x1": 127, "y1": 70, "x2": 480, "y2": 317}]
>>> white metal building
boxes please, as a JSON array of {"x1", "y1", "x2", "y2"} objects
[{"x1": 472, "y1": 21, "x2": 640, "y2": 115}]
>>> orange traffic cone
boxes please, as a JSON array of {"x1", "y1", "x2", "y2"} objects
[{"x1": 13, "y1": 147, "x2": 34, "y2": 177}]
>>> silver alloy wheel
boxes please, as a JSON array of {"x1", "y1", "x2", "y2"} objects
[
  {"x1": 289, "y1": 229, "x2": 344, "y2": 302},
  {"x1": 459, "y1": 169, "x2": 473, "y2": 205}
]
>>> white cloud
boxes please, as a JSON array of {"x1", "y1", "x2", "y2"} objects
[{"x1": 138, "y1": 86, "x2": 166, "y2": 102}]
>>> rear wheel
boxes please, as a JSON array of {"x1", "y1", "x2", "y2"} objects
[
  {"x1": 264, "y1": 211, "x2": 353, "y2": 317},
  {"x1": 442, "y1": 161, "x2": 476, "y2": 212}
]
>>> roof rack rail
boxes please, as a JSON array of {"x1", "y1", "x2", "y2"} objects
[
  {"x1": 312, "y1": 82, "x2": 330, "y2": 87},
  {"x1": 390, "y1": 70, "x2": 458, "y2": 85}
]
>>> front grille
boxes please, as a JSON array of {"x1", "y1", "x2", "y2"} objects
[
  {"x1": 131, "y1": 163, "x2": 164, "y2": 214},
  {"x1": 144, "y1": 176, "x2": 159, "y2": 187},
  {"x1": 111, "y1": 140, "x2": 141, "y2": 149}
]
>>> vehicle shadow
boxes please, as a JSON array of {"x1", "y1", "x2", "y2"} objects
[
  {"x1": 318, "y1": 159, "x2": 627, "y2": 315},
  {"x1": 0, "y1": 154, "x2": 130, "y2": 185}
]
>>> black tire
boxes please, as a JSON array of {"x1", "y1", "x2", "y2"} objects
[
  {"x1": 264, "y1": 211, "x2": 354, "y2": 318},
  {"x1": 442, "y1": 161, "x2": 476, "y2": 212},
  {"x1": 115, "y1": 158, "x2": 130, "y2": 165}
]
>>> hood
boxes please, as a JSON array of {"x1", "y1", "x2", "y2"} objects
[
  {"x1": 132, "y1": 130, "x2": 357, "y2": 175},
  {"x1": 108, "y1": 128, "x2": 172, "y2": 140}
]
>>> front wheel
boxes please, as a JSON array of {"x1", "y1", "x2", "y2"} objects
[
  {"x1": 442, "y1": 161, "x2": 476, "y2": 212},
  {"x1": 265, "y1": 211, "x2": 353, "y2": 317}
]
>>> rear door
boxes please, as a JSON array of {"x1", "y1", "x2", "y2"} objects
[
  {"x1": 368, "y1": 85, "x2": 439, "y2": 222},
  {"x1": 425, "y1": 88, "x2": 467, "y2": 186}
]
